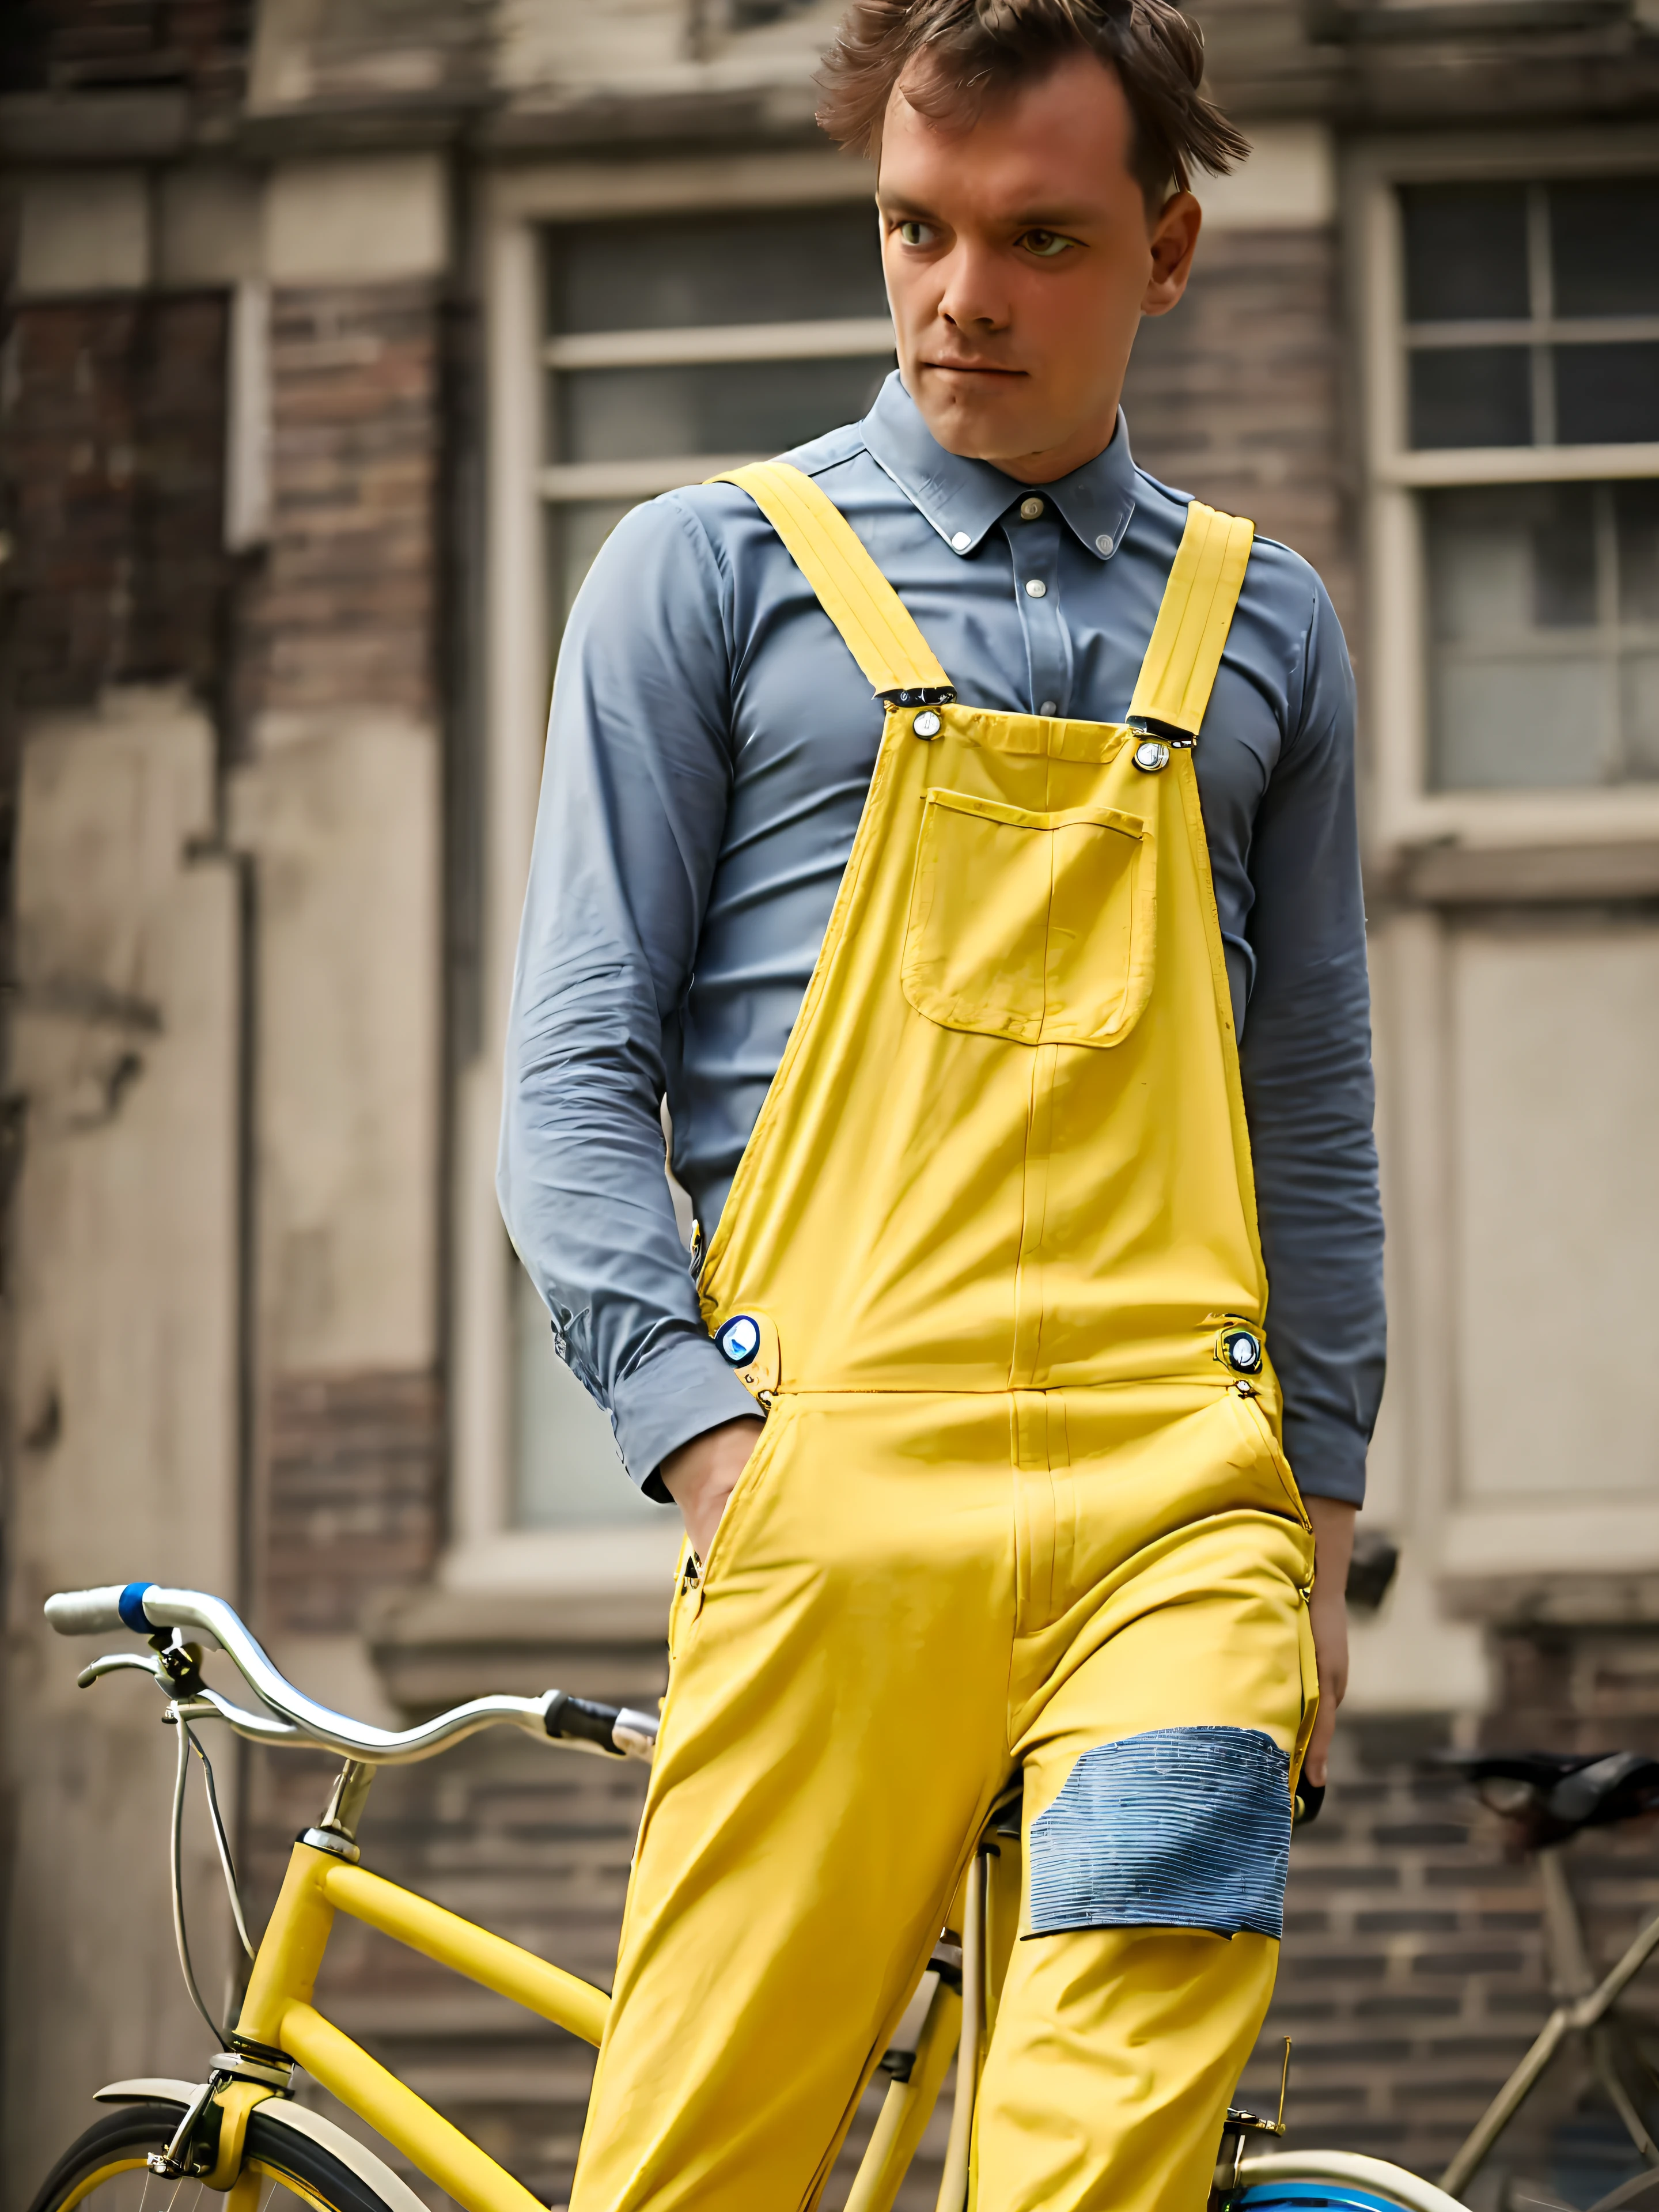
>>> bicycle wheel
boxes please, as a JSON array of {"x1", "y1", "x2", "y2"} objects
[
  {"x1": 1229, "y1": 2149, "x2": 1472, "y2": 2212},
  {"x1": 25, "y1": 2101, "x2": 403, "y2": 2212}
]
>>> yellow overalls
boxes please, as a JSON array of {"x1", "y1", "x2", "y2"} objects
[{"x1": 568, "y1": 464, "x2": 1319, "y2": 2212}]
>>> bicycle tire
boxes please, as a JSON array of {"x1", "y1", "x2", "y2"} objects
[
  {"x1": 25, "y1": 2101, "x2": 403, "y2": 2212},
  {"x1": 1229, "y1": 2148, "x2": 1472, "y2": 2212}
]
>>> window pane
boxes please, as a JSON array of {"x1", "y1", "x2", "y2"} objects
[
  {"x1": 1425, "y1": 483, "x2": 1613, "y2": 789},
  {"x1": 1555, "y1": 342, "x2": 1659, "y2": 445},
  {"x1": 513, "y1": 1260, "x2": 662, "y2": 1528},
  {"x1": 556, "y1": 355, "x2": 894, "y2": 464},
  {"x1": 1433, "y1": 655, "x2": 1611, "y2": 788},
  {"x1": 1428, "y1": 482, "x2": 1596, "y2": 641},
  {"x1": 1550, "y1": 177, "x2": 1659, "y2": 319},
  {"x1": 549, "y1": 209, "x2": 887, "y2": 334},
  {"x1": 1616, "y1": 480, "x2": 1659, "y2": 622},
  {"x1": 1408, "y1": 347, "x2": 1532, "y2": 449},
  {"x1": 1401, "y1": 184, "x2": 1529, "y2": 323}
]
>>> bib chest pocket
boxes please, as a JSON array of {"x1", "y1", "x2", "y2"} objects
[{"x1": 902, "y1": 788, "x2": 1157, "y2": 1048}]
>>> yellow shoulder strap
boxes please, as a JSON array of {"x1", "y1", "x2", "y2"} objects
[
  {"x1": 1127, "y1": 500, "x2": 1255, "y2": 736},
  {"x1": 710, "y1": 461, "x2": 952, "y2": 697}
]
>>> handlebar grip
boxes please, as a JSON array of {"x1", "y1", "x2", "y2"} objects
[
  {"x1": 546, "y1": 1692, "x2": 628, "y2": 1755},
  {"x1": 44, "y1": 1583, "x2": 156, "y2": 1636}
]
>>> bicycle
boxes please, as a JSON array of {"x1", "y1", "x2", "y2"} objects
[
  {"x1": 29, "y1": 1577, "x2": 1467, "y2": 2212},
  {"x1": 1430, "y1": 1749, "x2": 1659, "y2": 2211}
]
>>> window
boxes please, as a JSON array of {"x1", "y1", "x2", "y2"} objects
[
  {"x1": 506, "y1": 194, "x2": 893, "y2": 1533},
  {"x1": 1401, "y1": 180, "x2": 1659, "y2": 453},
  {"x1": 540, "y1": 206, "x2": 894, "y2": 630},
  {"x1": 1363, "y1": 152, "x2": 1659, "y2": 817}
]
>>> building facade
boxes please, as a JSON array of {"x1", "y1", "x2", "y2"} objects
[{"x1": 2, "y1": 0, "x2": 1658, "y2": 2202}]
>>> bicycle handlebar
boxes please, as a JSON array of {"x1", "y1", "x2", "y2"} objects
[{"x1": 46, "y1": 1582, "x2": 658, "y2": 1766}]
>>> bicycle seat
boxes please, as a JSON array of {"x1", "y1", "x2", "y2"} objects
[{"x1": 1433, "y1": 1748, "x2": 1659, "y2": 1848}]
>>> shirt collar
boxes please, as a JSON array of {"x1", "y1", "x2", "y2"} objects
[{"x1": 861, "y1": 370, "x2": 1138, "y2": 563}]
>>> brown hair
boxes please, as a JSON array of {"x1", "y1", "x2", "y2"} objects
[{"x1": 816, "y1": 0, "x2": 1248, "y2": 202}]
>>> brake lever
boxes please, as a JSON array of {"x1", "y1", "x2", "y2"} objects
[{"x1": 77, "y1": 1650, "x2": 166, "y2": 1690}]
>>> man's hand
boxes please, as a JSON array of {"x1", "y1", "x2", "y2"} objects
[
  {"x1": 660, "y1": 1415, "x2": 765, "y2": 1564},
  {"x1": 1303, "y1": 1496, "x2": 1356, "y2": 1789}
]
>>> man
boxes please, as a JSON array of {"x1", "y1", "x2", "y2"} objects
[{"x1": 499, "y1": 0, "x2": 1383, "y2": 2202}]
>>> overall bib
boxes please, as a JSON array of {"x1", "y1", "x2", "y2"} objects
[{"x1": 568, "y1": 465, "x2": 1319, "y2": 2212}]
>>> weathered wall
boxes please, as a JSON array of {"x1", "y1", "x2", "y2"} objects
[
  {"x1": 1, "y1": 689, "x2": 242, "y2": 2186},
  {"x1": 0, "y1": 147, "x2": 451, "y2": 2199},
  {"x1": 232, "y1": 249, "x2": 448, "y2": 1709}
]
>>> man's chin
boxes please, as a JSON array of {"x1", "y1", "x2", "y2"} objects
[{"x1": 914, "y1": 393, "x2": 1051, "y2": 471}]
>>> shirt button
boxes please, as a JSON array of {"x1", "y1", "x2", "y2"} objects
[
  {"x1": 1040, "y1": 700, "x2": 1058, "y2": 715},
  {"x1": 1019, "y1": 497, "x2": 1045, "y2": 520},
  {"x1": 1025, "y1": 578, "x2": 1047, "y2": 599},
  {"x1": 1096, "y1": 533, "x2": 1114, "y2": 555},
  {"x1": 951, "y1": 531, "x2": 972, "y2": 551}
]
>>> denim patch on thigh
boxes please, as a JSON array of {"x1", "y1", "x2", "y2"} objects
[{"x1": 1027, "y1": 1725, "x2": 1291, "y2": 1940}]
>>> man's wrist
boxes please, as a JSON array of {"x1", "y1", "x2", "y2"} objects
[
  {"x1": 660, "y1": 1414, "x2": 763, "y2": 1499},
  {"x1": 612, "y1": 1335, "x2": 768, "y2": 1497},
  {"x1": 1305, "y1": 1495, "x2": 1357, "y2": 1588},
  {"x1": 661, "y1": 1415, "x2": 764, "y2": 1563}
]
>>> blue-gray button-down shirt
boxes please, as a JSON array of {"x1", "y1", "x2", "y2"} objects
[{"x1": 499, "y1": 374, "x2": 1384, "y2": 1506}]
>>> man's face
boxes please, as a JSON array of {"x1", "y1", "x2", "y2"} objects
[{"x1": 876, "y1": 50, "x2": 1202, "y2": 483}]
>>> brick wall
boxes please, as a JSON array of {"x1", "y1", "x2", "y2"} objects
[
  {"x1": 0, "y1": 0, "x2": 252, "y2": 98},
  {"x1": 238, "y1": 281, "x2": 442, "y2": 728},
  {"x1": 1, "y1": 293, "x2": 231, "y2": 713},
  {"x1": 1121, "y1": 225, "x2": 1355, "y2": 638},
  {"x1": 264, "y1": 1369, "x2": 445, "y2": 1637}
]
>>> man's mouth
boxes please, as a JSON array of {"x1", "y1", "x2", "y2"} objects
[{"x1": 922, "y1": 359, "x2": 1027, "y2": 378}]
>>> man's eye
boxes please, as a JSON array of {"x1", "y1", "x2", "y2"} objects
[
  {"x1": 896, "y1": 220, "x2": 934, "y2": 247},
  {"x1": 1021, "y1": 230, "x2": 1074, "y2": 259}
]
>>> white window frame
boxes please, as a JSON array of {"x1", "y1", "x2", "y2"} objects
[
  {"x1": 1353, "y1": 125, "x2": 1659, "y2": 863},
  {"x1": 1355, "y1": 129, "x2": 1659, "y2": 1628},
  {"x1": 448, "y1": 151, "x2": 878, "y2": 1596}
]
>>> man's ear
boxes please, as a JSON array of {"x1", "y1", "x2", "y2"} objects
[{"x1": 1143, "y1": 190, "x2": 1202, "y2": 317}]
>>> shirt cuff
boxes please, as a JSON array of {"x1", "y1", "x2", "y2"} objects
[
  {"x1": 611, "y1": 1335, "x2": 768, "y2": 1501},
  {"x1": 1282, "y1": 1407, "x2": 1368, "y2": 1508}
]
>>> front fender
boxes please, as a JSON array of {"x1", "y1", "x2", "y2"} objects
[{"x1": 94, "y1": 2080, "x2": 432, "y2": 2212}]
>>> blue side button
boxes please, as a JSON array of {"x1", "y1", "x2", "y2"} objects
[{"x1": 715, "y1": 1315, "x2": 762, "y2": 1368}]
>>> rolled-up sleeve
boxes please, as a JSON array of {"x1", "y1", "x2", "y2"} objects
[
  {"x1": 497, "y1": 495, "x2": 761, "y2": 1495},
  {"x1": 1241, "y1": 584, "x2": 1385, "y2": 1506}
]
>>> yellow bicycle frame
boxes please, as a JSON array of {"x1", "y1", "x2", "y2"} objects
[{"x1": 204, "y1": 1828, "x2": 994, "y2": 2212}]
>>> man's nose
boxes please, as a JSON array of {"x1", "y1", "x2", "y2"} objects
[{"x1": 938, "y1": 245, "x2": 1010, "y2": 331}]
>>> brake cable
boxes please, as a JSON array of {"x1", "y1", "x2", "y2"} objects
[{"x1": 168, "y1": 1708, "x2": 228, "y2": 2046}]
